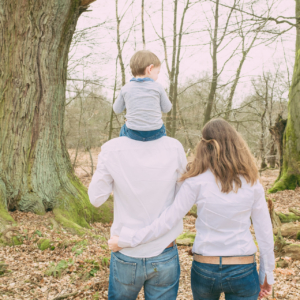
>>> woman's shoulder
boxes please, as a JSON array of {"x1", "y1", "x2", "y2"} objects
[{"x1": 184, "y1": 170, "x2": 215, "y2": 185}]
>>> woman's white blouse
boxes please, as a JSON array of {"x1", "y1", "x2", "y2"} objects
[{"x1": 118, "y1": 169, "x2": 275, "y2": 285}]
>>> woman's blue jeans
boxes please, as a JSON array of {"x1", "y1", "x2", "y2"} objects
[
  {"x1": 108, "y1": 245, "x2": 180, "y2": 300},
  {"x1": 120, "y1": 124, "x2": 166, "y2": 141},
  {"x1": 191, "y1": 260, "x2": 260, "y2": 300}
]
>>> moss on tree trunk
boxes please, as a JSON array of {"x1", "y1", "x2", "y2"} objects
[
  {"x1": 0, "y1": 0, "x2": 112, "y2": 231},
  {"x1": 269, "y1": 1, "x2": 300, "y2": 193}
]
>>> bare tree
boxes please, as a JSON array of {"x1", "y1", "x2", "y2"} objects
[
  {"x1": 224, "y1": 11, "x2": 265, "y2": 119},
  {"x1": 150, "y1": 0, "x2": 191, "y2": 137},
  {"x1": 203, "y1": 0, "x2": 238, "y2": 125},
  {"x1": 116, "y1": 0, "x2": 127, "y2": 86},
  {"x1": 141, "y1": 0, "x2": 146, "y2": 49}
]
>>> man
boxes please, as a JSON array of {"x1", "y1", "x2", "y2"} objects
[{"x1": 88, "y1": 136, "x2": 187, "y2": 300}]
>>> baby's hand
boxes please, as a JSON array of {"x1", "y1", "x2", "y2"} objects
[{"x1": 108, "y1": 236, "x2": 122, "y2": 252}]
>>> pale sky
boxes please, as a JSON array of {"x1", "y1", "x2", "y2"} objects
[{"x1": 69, "y1": 0, "x2": 296, "y2": 106}]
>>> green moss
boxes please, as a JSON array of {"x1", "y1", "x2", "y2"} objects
[
  {"x1": 277, "y1": 212, "x2": 300, "y2": 223},
  {"x1": 269, "y1": 173, "x2": 300, "y2": 193},
  {"x1": 189, "y1": 205, "x2": 197, "y2": 218},
  {"x1": 178, "y1": 232, "x2": 196, "y2": 240},
  {"x1": 0, "y1": 204, "x2": 15, "y2": 223},
  {"x1": 297, "y1": 232, "x2": 300, "y2": 240},
  {"x1": 53, "y1": 175, "x2": 113, "y2": 234},
  {"x1": 37, "y1": 238, "x2": 51, "y2": 250},
  {"x1": 268, "y1": 90, "x2": 300, "y2": 193},
  {"x1": 53, "y1": 208, "x2": 86, "y2": 236},
  {"x1": 11, "y1": 236, "x2": 23, "y2": 246},
  {"x1": 177, "y1": 232, "x2": 196, "y2": 246},
  {"x1": 1, "y1": 236, "x2": 23, "y2": 246}
]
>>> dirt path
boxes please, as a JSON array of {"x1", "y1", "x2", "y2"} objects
[{"x1": 1, "y1": 154, "x2": 300, "y2": 299}]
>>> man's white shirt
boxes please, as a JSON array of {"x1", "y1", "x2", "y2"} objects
[
  {"x1": 88, "y1": 136, "x2": 187, "y2": 258},
  {"x1": 118, "y1": 170, "x2": 275, "y2": 285}
]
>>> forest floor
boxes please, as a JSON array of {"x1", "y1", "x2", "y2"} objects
[{"x1": 1, "y1": 152, "x2": 300, "y2": 300}]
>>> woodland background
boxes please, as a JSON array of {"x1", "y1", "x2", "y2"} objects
[
  {"x1": 66, "y1": 0, "x2": 293, "y2": 173},
  {"x1": 0, "y1": 0, "x2": 300, "y2": 299}
]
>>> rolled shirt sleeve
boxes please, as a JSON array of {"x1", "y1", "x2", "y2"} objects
[
  {"x1": 88, "y1": 149, "x2": 113, "y2": 208},
  {"x1": 251, "y1": 182, "x2": 275, "y2": 285}
]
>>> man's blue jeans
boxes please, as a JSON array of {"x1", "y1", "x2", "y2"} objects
[
  {"x1": 108, "y1": 245, "x2": 180, "y2": 300},
  {"x1": 120, "y1": 124, "x2": 166, "y2": 141},
  {"x1": 191, "y1": 260, "x2": 260, "y2": 300}
]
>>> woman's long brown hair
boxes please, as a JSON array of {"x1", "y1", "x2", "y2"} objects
[{"x1": 181, "y1": 119, "x2": 259, "y2": 193}]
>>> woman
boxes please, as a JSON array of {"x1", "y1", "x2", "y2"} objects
[{"x1": 109, "y1": 119, "x2": 274, "y2": 300}]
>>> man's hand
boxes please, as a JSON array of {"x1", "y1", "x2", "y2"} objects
[
  {"x1": 259, "y1": 276, "x2": 272, "y2": 299},
  {"x1": 108, "y1": 236, "x2": 122, "y2": 252}
]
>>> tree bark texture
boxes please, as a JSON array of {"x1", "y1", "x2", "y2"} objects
[
  {"x1": 260, "y1": 78, "x2": 268, "y2": 169},
  {"x1": 0, "y1": 0, "x2": 112, "y2": 230},
  {"x1": 269, "y1": 115, "x2": 287, "y2": 176},
  {"x1": 269, "y1": 1, "x2": 300, "y2": 193}
]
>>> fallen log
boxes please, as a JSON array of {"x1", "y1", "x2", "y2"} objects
[
  {"x1": 276, "y1": 212, "x2": 300, "y2": 223},
  {"x1": 283, "y1": 244, "x2": 300, "y2": 260},
  {"x1": 273, "y1": 223, "x2": 300, "y2": 239},
  {"x1": 289, "y1": 207, "x2": 300, "y2": 217}
]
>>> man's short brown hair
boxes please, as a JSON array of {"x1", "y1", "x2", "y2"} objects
[{"x1": 130, "y1": 50, "x2": 161, "y2": 77}]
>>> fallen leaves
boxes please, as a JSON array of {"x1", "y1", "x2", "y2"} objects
[{"x1": 1, "y1": 165, "x2": 300, "y2": 299}]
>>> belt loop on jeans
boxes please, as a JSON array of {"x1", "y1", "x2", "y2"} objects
[
  {"x1": 193, "y1": 254, "x2": 255, "y2": 265},
  {"x1": 219, "y1": 256, "x2": 222, "y2": 269}
]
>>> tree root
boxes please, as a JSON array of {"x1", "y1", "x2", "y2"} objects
[
  {"x1": 268, "y1": 173, "x2": 300, "y2": 193},
  {"x1": 289, "y1": 207, "x2": 300, "y2": 217}
]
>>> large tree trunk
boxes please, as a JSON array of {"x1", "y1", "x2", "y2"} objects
[
  {"x1": 0, "y1": 0, "x2": 112, "y2": 232},
  {"x1": 269, "y1": 1, "x2": 300, "y2": 193}
]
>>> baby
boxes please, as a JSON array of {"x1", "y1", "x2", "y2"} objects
[{"x1": 113, "y1": 50, "x2": 172, "y2": 141}]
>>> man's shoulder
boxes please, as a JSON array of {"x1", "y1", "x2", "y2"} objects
[
  {"x1": 100, "y1": 137, "x2": 127, "y2": 151},
  {"x1": 160, "y1": 136, "x2": 185, "y2": 149},
  {"x1": 101, "y1": 136, "x2": 184, "y2": 151}
]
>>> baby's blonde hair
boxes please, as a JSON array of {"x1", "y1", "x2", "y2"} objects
[{"x1": 130, "y1": 50, "x2": 161, "y2": 77}]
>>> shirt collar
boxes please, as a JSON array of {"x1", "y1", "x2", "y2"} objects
[{"x1": 130, "y1": 77, "x2": 154, "y2": 82}]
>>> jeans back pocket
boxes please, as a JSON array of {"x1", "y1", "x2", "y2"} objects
[
  {"x1": 191, "y1": 262, "x2": 215, "y2": 297},
  {"x1": 227, "y1": 266, "x2": 259, "y2": 297},
  {"x1": 112, "y1": 253, "x2": 137, "y2": 286},
  {"x1": 151, "y1": 253, "x2": 180, "y2": 286}
]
